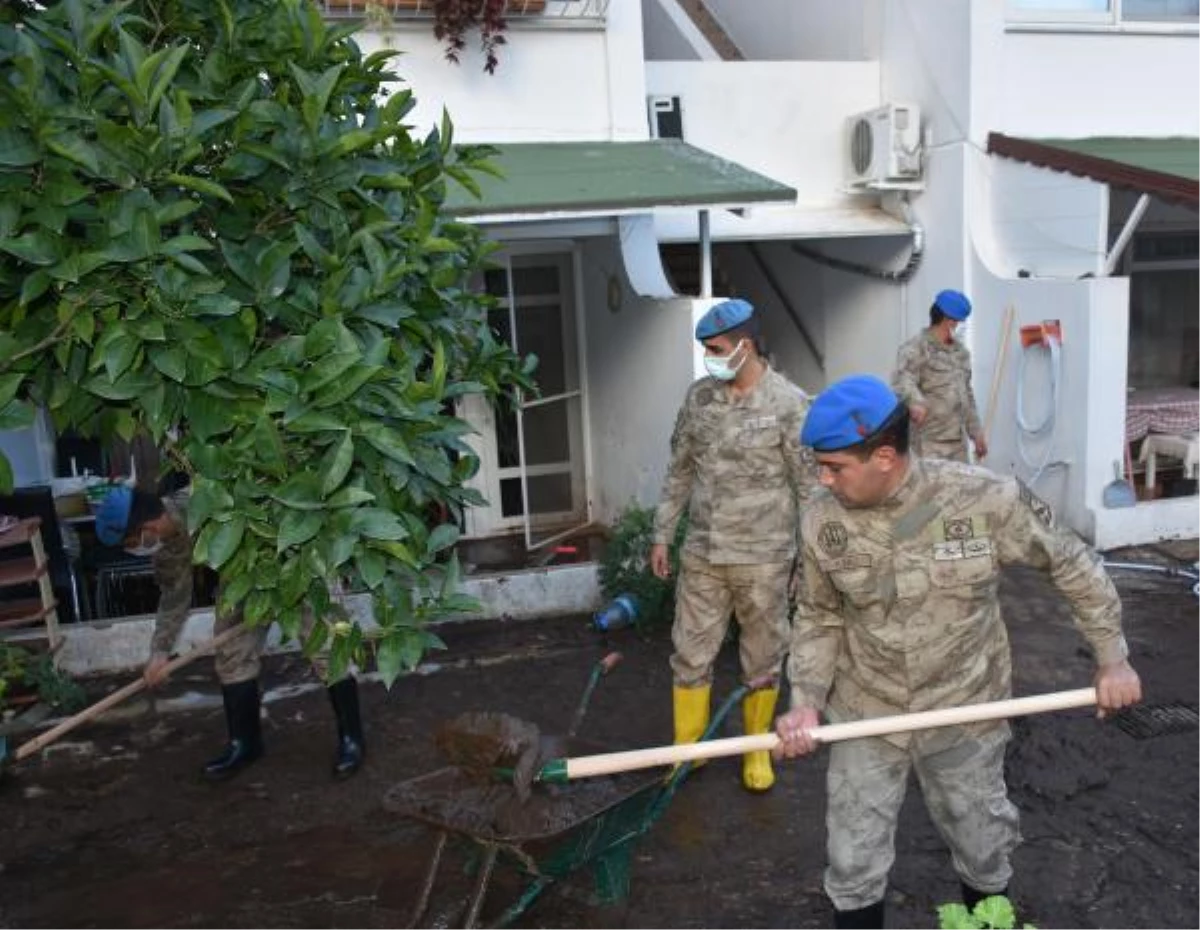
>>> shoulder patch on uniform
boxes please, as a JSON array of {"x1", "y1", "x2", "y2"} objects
[
  {"x1": 1017, "y1": 479, "x2": 1054, "y2": 527},
  {"x1": 817, "y1": 521, "x2": 849, "y2": 556}
]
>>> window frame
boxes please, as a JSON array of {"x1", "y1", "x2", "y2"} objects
[
  {"x1": 1006, "y1": 0, "x2": 1115, "y2": 26},
  {"x1": 1006, "y1": 0, "x2": 1199, "y2": 30}
]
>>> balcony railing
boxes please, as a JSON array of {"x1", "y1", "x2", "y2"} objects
[{"x1": 318, "y1": 0, "x2": 610, "y2": 23}]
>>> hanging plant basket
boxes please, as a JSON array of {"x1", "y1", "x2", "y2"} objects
[{"x1": 350, "y1": 0, "x2": 550, "y2": 73}]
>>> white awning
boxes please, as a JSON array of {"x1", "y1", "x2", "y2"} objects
[{"x1": 654, "y1": 204, "x2": 912, "y2": 243}]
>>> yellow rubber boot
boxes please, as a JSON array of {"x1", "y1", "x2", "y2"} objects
[
  {"x1": 672, "y1": 684, "x2": 711, "y2": 769},
  {"x1": 742, "y1": 687, "x2": 779, "y2": 792}
]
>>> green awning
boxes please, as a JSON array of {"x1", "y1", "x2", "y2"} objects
[
  {"x1": 987, "y1": 133, "x2": 1198, "y2": 205},
  {"x1": 444, "y1": 140, "x2": 797, "y2": 219}
]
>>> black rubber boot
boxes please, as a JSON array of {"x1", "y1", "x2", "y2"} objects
[
  {"x1": 962, "y1": 882, "x2": 1008, "y2": 910},
  {"x1": 833, "y1": 900, "x2": 885, "y2": 929},
  {"x1": 327, "y1": 677, "x2": 365, "y2": 779},
  {"x1": 202, "y1": 679, "x2": 263, "y2": 781}
]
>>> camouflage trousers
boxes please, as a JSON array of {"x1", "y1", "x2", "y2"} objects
[
  {"x1": 915, "y1": 432, "x2": 969, "y2": 463},
  {"x1": 669, "y1": 554, "x2": 791, "y2": 687},
  {"x1": 213, "y1": 607, "x2": 333, "y2": 686},
  {"x1": 824, "y1": 723, "x2": 1020, "y2": 910}
]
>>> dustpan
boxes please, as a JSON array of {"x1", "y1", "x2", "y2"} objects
[{"x1": 1102, "y1": 460, "x2": 1137, "y2": 508}]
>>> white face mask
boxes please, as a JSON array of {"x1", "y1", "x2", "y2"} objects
[
  {"x1": 126, "y1": 531, "x2": 163, "y2": 558},
  {"x1": 704, "y1": 339, "x2": 747, "y2": 382}
]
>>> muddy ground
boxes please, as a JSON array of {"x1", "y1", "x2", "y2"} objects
[{"x1": 1, "y1": 545, "x2": 1196, "y2": 929}]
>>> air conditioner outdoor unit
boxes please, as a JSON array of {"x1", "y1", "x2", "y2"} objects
[{"x1": 844, "y1": 103, "x2": 924, "y2": 191}]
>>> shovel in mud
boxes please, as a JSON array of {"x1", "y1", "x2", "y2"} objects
[
  {"x1": 522, "y1": 687, "x2": 1103, "y2": 784},
  {"x1": 436, "y1": 651, "x2": 623, "y2": 800}
]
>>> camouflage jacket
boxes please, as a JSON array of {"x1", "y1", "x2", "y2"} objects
[
  {"x1": 787, "y1": 459, "x2": 1128, "y2": 747},
  {"x1": 892, "y1": 329, "x2": 983, "y2": 443},
  {"x1": 149, "y1": 492, "x2": 195, "y2": 656},
  {"x1": 652, "y1": 366, "x2": 815, "y2": 564}
]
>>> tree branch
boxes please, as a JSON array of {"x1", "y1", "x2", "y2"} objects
[{"x1": 0, "y1": 289, "x2": 100, "y2": 374}]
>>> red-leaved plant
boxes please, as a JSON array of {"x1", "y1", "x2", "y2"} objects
[{"x1": 432, "y1": 0, "x2": 510, "y2": 73}]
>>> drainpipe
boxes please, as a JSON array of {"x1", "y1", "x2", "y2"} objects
[
  {"x1": 699, "y1": 209, "x2": 712, "y2": 297},
  {"x1": 1103, "y1": 194, "x2": 1150, "y2": 276}
]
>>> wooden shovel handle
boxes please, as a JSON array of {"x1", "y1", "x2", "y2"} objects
[
  {"x1": 14, "y1": 625, "x2": 247, "y2": 762},
  {"x1": 562, "y1": 688, "x2": 1097, "y2": 781},
  {"x1": 983, "y1": 304, "x2": 1016, "y2": 440}
]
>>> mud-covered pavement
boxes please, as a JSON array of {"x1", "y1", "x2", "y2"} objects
[{"x1": 1, "y1": 546, "x2": 1196, "y2": 929}]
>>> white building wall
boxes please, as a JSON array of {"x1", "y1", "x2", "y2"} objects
[
  {"x1": 880, "y1": 0, "x2": 973, "y2": 154},
  {"x1": 970, "y1": 0, "x2": 1200, "y2": 140},
  {"x1": 702, "y1": 0, "x2": 882, "y2": 61},
  {"x1": 966, "y1": 273, "x2": 1129, "y2": 537},
  {"x1": 579, "y1": 236, "x2": 696, "y2": 523},
  {"x1": 816, "y1": 238, "x2": 917, "y2": 385},
  {"x1": 641, "y1": 0, "x2": 705, "y2": 61},
  {"x1": 709, "y1": 242, "x2": 827, "y2": 391},
  {"x1": 983, "y1": 159, "x2": 1110, "y2": 279},
  {"x1": 645, "y1": 61, "x2": 886, "y2": 242},
  {"x1": 356, "y1": 1, "x2": 649, "y2": 142}
]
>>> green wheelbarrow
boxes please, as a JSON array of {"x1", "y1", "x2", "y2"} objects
[{"x1": 384, "y1": 659, "x2": 754, "y2": 929}]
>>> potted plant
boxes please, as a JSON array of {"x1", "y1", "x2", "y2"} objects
[{"x1": 362, "y1": 0, "x2": 546, "y2": 72}]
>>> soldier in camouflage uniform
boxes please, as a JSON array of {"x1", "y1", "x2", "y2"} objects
[
  {"x1": 650, "y1": 298, "x2": 815, "y2": 792},
  {"x1": 95, "y1": 486, "x2": 365, "y2": 781},
  {"x1": 891, "y1": 289, "x2": 987, "y2": 463},
  {"x1": 773, "y1": 375, "x2": 1142, "y2": 929}
]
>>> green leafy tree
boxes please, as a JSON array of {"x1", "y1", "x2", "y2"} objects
[{"x1": 0, "y1": 0, "x2": 533, "y2": 684}]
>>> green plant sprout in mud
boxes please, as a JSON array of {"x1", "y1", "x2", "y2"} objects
[{"x1": 937, "y1": 895, "x2": 1035, "y2": 930}]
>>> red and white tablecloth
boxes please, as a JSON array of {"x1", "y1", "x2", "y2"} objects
[{"x1": 1125, "y1": 386, "x2": 1200, "y2": 444}]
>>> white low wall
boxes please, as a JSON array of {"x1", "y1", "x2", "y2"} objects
[
  {"x1": 645, "y1": 60, "x2": 885, "y2": 242},
  {"x1": 1093, "y1": 497, "x2": 1200, "y2": 553},
  {"x1": 53, "y1": 563, "x2": 601, "y2": 678}
]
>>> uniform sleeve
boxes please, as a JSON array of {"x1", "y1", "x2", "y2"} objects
[
  {"x1": 783, "y1": 395, "x2": 818, "y2": 508},
  {"x1": 891, "y1": 338, "x2": 926, "y2": 407},
  {"x1": 150, "y1": 542, "x2": 194, "y2": 655},
  {"x1": 994, "y1": 480, "x2": 1128, "y2": 666},
  {"x1": 963, "y1": 354, "x2": 984, "y2": 436},
  {"x1": 786, "y1": 528, "x2": 844, "y2": 711},
  {"x1": 652, "y1": 395, "x2": 696, "y2": 546}
]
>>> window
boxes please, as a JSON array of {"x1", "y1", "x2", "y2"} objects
[
  {"x1": 1008, "y1": 0, "x2": 1199, "y2": 24},
  {"x1": 1122, "y1": 0, "x2": 1200, "y2": 21},
  {"x1": 1008, "y1": 0, "x2": 1114, "y2": 23}
]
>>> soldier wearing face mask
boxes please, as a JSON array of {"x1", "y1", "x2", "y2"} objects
[
  {"x1": 94, "y1": 486, "x2": 365, "y2": 782},
  {"x1": 649, "y1": 298, "x2": 817, "y2": 792}
]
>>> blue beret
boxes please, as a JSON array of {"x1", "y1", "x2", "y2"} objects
[
  {"x1": 695, "y1": 299, "x2": 754, "y2": 341},
  {"x1": 801, "y1": 375, "x2": 903, "y2": 452},
  {"x1": 95, "y1": 486, "x2": 134, "y2": 546},
  {"x1": 934, "y1": 289, "x2": 972, "y2": 321}
]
